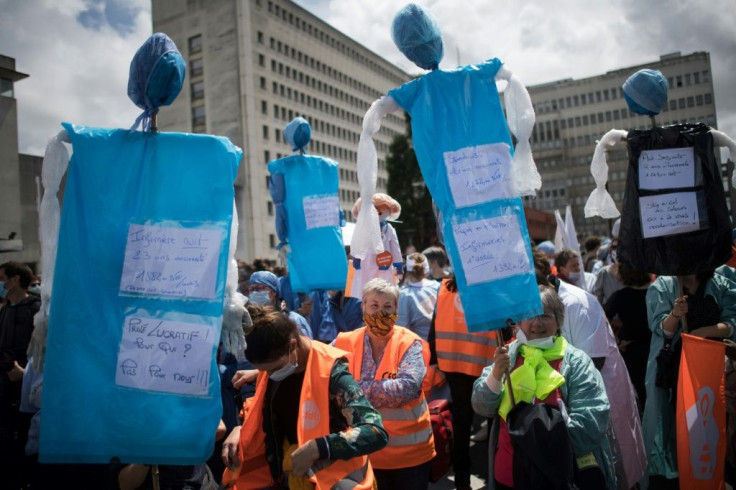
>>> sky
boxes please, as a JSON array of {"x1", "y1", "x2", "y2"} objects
[{"x1": 2, "y1": 0, "x2": 735, "y2": 157}]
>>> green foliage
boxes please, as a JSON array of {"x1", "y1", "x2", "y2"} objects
[{"x1": 385, "y1": 114, "x2": 436, "y2": 250}]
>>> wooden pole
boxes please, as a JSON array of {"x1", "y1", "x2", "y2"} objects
[
  {"x1": 500, "y1": 319, "x2": 516, "y2": 407},
  {"x1": 152, "y1": 464, "x2": 160, "y2": 490},
  {"x1": 676, "y1": 276, "x2": 689, "y2": 332}
]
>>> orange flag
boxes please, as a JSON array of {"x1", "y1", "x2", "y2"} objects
[{"x1": 676, "y1": 333, "x2": 727, "y2": 490}]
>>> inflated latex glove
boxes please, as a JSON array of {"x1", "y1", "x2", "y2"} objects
[{"x1": 221, "y1": 292, "x2": 248, "y2": 359}]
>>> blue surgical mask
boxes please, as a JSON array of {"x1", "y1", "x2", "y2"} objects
[
  {"x1": 28, "y1": 285, "x2": 41, "y2": 296},
  {"x1": 269, "y1": 348, "x2": 298, "y2": 382},
  {"x1": 0, "y1": 283, "x2": 7, "y2": 299},
  {"x1": 249, "y1": 290, "x2": 272, "y2": 306}
]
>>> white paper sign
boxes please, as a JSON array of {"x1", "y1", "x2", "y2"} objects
[
  {"x1": 640, "y1": 192, "x2": 700, "y2": 238},
  {"x1": 303, "y1": 195, "x2": 339, "y2": 230},
  {"x1": 444, "y1": 143, "x2": 515, "y2": 208},
  {"x1": 116, "y1": 315, "x2": 217, "y2": 395},
  {"x1": 639, "y1": 147, "x2": 695, "y2": 190},
  {"x1": 452, "y1": 215, "x2": 531, "y2": 285},
  {"x1": 120, "y1": 224, "x2": 223, "y2": 299}
]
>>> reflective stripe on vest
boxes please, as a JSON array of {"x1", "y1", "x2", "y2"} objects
[
  {"x1": 233, "y1": 341, "x2": 374, "y2": 489},
  {"x1": 334, "y1": 327, "x2": 436, "y2": 470},
  {"x1": 434, "y1": 279, "x2": 497, "y2": 377},
  {"x1": 380, "y1": 398, "x2": 428, "y2": 421},
  {"x1": 386, "y1": 426, "x2": 435, "y2": 447}
]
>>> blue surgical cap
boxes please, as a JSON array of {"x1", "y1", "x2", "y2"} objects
[
  {"x1": 284, "y1": 117, "x2": 311, "y2": 152},
  {"x1": 537, "y1": 240, "x2": 555, "y2": 254},
  {"x1": 128, "y1": 33, "x2": 186, "y2": 130},
  {"x1": 391, "y1": 4, "x2": 444, "y2": 71},
  {"x1": 622, "y1": 69, "x2": 668, "y2": 117},
  {"x1": 249, "y1": 271, "x2": 279, "y2": 293}
]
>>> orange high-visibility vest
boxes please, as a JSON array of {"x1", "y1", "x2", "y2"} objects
[
  {"x1": 434, "y1": 279, "x2": 497, "y2": 377},
  {"x1": 223, "y1": 341, "x2": 374, "y2": 489},
  {"x1": 335, "y1": 326, "x2": 435, "y2": 469}
]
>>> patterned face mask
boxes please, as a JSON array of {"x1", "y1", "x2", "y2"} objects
[{"x1": 363, "y1": 311, "x2": 398, "y2": 336}]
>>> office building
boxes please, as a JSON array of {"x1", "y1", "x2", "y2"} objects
[
  {"x1": 152, "y1": 0, "x2": 410, "y2": 260},
  {"x1": 525, "y1": 51, "x2": 721, "y2": 237},
  {"x1": 0, "y1": 54, "x2": 42, "y2": 267}
]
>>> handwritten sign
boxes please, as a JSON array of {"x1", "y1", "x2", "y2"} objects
[
  {"x1": 452, "y1": 215, "x2": 530, "y2": 285},
  {"x1": 639, "y1": 147, "x2": 695, "y2": 190},
  {"x1": 444, "y1": 143, "x2": 515, "y2": 208},
  {"x1": 640, "y1": 191, "x2": 700, "y2": 238},
  {"x1": 303, "y1": 195, "x2": 339, "y2": 230},
  {"x1": 119, "y1": 224, "x2": 223, "y2": 299},
  {"x1": 115, "y1": 315, "x2": 217, "y2": 395}
]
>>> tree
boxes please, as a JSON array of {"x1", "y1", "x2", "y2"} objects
[{"x1": 385, "y1": 114, "x2": 436, "y2": 251}]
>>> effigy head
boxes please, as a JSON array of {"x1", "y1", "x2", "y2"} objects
[
  {"x1": 391, "y1": 3, "x2": 444, "y2": 71},
  {"x1": 128, "y1": 33, "x2": 185, "y2": 114},
  {"x1": 622, "y1": 69, "x2": 668, "y2": 117},
  {"x1": 284, "y1": 117, "x2": 312, "y2": 152}
]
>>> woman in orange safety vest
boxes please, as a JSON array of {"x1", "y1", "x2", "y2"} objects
[
  {"x1": 335, "y1": 278, "x2": 435, "y2": 490},
  {"x1": 221, "y1": 304, "x2": 387, "y2": 489}
]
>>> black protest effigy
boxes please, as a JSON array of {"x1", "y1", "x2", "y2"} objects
[{"x1": 618, "y1": 123, "x2": 731, "y2": 275}]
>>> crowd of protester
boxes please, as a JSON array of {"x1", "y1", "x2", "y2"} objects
[{"x1": 2, "y1": 227, "x2": 736, "y2": 489}]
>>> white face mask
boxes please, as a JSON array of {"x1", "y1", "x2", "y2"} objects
[
  {"x1": 516, "y1": 328, "x2": 556, "y2": 349},
  {"x1": 249, "y1": 290, "x2": 272, "y2": 306},
  {"x1": 269, "y1": 348, "x2": 298, "y2": 382}
]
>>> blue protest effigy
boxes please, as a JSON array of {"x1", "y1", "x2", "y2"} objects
[
  {"x1": 40, "y1": 123, "x2": 242, "y2": 463},
  {"x1": 388, "y1": 59, "x2": 541, "y2": 331},
  {"x1": 268, "y1": 153, "x2": 347, "y2": 292}
]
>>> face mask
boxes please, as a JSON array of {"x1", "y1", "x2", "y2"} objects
[
  {"x1": 0, "y1": 283, "x2": 6, "y2": 299},
  {"x1": 516, "y1": 328, "x2": 556, "y2": 349},
  {"x1": 364, "y1": 311, "x2": 398, "y2": 337},
  {"x1": 566, "y1": 271, "x2": 581, "y2": 282},
  {"x1": 269, "y1": 348, "x2": 298, "y2": 382},
  {"x1": 249, "y1": 290, "x2": 272, "y2": 306},
  {"x1": 28, "y1": 285, "x2": 41, "y2": 296}
]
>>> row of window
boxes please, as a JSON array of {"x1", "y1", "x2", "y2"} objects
[
  {"x1": 263, "y1": 101, "x2": 392, "y2": 155},
  {"x1": 261, "y1": 77, "x2": 399, "y2": 144},
  {"x1": 255, "y1": 0, "x2": 405, "y2": 86},
  {"x1": 533, "y1": 117, "x2": 717, "y2": 153},
  {"x1": 535, "y1": 93, "x2": 713, "y2": 142},
  {"x1": 261, "y1": 53, "x2": 402, "y2": 128},
  {"x1": 533, "y1": 69, "x2": 710, "y2": 114}
]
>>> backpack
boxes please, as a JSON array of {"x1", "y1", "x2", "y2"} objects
[{"x1": 428, "y1": 398, "x2": 454, "y2": 483}]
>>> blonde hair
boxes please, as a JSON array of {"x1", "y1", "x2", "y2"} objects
[{"x1": 362, "y1": 278, "x2": 400, "y2": 305}]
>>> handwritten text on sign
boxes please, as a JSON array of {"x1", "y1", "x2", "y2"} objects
[
  {"x1": 444, "y1": 143, "x2": 515, "y2": 208},
  {"x1": 639, "y1": 147, "x2": 695, "y2": 190},
  {"x1": 452, "y1": 215, "x2": 530, "y2": 285},
  {"x1": 116, "y1": 315, "x2": 216, "y2": 395},
  {"x1": 303, "y1": 195, "x2": 339, "y2": 230},
  {"x1": 119, "y1": 224, "x2": 223, "y2": 299},
  {"x1": 639, "y1": 192, "x2": 700, "y2": 239}
]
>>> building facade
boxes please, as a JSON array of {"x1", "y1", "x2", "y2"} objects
[
  {"x1": 525, "y1": 51, "x2": 721, "y2": 238},
  {"x1": 152, "y1": 0, "x2": 409, "y2": 260},
  {"x1": 0, "y1": 55, "x2": 40, "y2": 266}
]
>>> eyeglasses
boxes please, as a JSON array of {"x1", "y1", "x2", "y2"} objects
[{"x1": 530, "y1": 313, "x2": 556, "y2": 323}]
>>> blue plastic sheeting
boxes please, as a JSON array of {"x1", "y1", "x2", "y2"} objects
[
  {"x1": 40, "y1": 123, "x2": 242, "y2": 464},
  {"x1": 388, "y1": 59, "x2": 541, "y2": 331},
  {"x1": 268, "y1": 154, "x2": 347, "y2": 292}
]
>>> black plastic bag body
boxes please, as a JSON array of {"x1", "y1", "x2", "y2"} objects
[
  {"x1": 618, "y1": 123, "x2": 731, "y2": 275},
  {"x1": 507, "y1": 401, "x2": 577, "y2": 490}
]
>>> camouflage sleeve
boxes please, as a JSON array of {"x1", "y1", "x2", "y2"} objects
[{"x1": 324, "y1": 359, "x2": 388, "y2": 460}]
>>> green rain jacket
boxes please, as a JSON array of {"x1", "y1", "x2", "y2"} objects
[
  {"x1": 642, "y1": 274, "x2": 736, "y2": 481},
  {"x1": 471, "y1": 339, "x2": 616, "y2": 490}
]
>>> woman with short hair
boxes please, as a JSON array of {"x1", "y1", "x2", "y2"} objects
[
  {"x1": 335, "y1": 278, "x2": 435, "y2": 489},
  {"x1": 472, "y1": 286, "x2": 616, "y2": 489}
]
